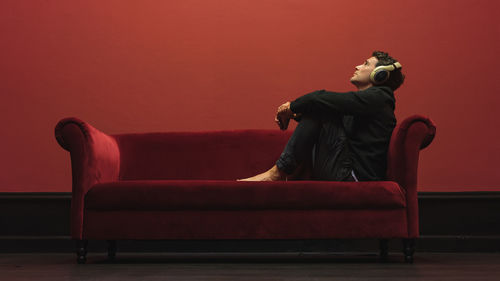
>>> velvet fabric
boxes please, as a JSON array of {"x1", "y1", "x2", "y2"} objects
[
  {"x1": 55, "y1": 114, "x2": 436, "y2": 240},
  {"x1": 115, "y1": 130, "x2": 292, "y2": 181},
  {"x1": 85, "y1": 180, "x2": 406, "y2": 210},
  {"x1": 83, "y1": 209, "x2": 408, "y2": 240}
]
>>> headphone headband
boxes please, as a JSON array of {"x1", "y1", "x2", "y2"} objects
[{"x1": 379, "y1": 61, "x2": 402, "y2": 71}]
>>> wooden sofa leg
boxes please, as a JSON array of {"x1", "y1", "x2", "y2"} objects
[
  {"x1": 107, "y1": 240, "x2": 117, "y2": 261},
  {"x1": 402, "y1": 238, "x2": 416, "y2": 263},
  {"x1": 379, "y1": 239, "x2": 389, "y2": 262},
  {"x1": 76, "y1": 239, "x2": 88, "y2": 264}
]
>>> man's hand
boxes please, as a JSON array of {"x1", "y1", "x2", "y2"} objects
[{"x1": 275, "y1": 101, "x2": 295, "y2": 130}]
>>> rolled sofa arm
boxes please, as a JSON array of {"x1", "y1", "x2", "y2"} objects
[
  {"x1": 55, "y1": 117, "x2": 120, "y2": 239},
  {"x1": 387, "y1": 114, "x2": 436, "y2": 238}
]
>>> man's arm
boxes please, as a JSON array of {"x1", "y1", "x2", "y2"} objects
[{"x1": 289, "y1": 87, "x2": 394, "y2": 116}]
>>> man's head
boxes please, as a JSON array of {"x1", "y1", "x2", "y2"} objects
[{"x1": 350, "y1": 50, "x2": 405, "y2": 91}]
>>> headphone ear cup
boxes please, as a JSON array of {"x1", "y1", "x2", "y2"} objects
[
  {"x1": 375, "y1": 70, "x2": 389, "y2": 83},
  {"x1": 370, "y1": 67, "x2": 390, "y2": 84}
]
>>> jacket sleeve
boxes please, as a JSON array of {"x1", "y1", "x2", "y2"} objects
[{"x1": 289, "y1": 87, "x2": 393, "y2": 116}]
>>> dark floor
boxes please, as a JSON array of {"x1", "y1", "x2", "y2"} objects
[{"x1": 1, "y1": 252, "x2": 500, "y2": 281}]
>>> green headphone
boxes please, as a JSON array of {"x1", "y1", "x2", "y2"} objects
[{"x1": 370, "y1": 61, "x2": 402, "y2": 84}]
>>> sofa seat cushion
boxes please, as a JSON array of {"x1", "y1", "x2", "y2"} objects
[{"x1": 85, "y1": 180, "x2": 406, "y2": 211}]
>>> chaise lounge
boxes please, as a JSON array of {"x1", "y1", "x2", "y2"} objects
[{"x1": 54, "y1": 114, "x2": 436, "y2": 264}]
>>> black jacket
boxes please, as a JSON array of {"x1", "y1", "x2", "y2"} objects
[{"x1": 289, "y1": 86, "x2": 397, "y2": 181}]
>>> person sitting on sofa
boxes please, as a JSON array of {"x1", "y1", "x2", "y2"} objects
[{"x1": 237, "y1": 50, "x2": 405, "y2": 182}]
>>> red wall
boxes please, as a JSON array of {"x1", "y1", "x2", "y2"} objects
[{"x1": 1, "y1": 0, "x2": 499, "y2": 192}]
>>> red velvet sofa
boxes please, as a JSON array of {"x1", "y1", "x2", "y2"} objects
[{"x1": 54, "y1": 114, "x2": 436, "y2": 264}]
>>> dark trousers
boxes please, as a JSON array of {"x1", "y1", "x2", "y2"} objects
[{"x1": 275, "y1": 113, "x2": 357, "y2": 181}]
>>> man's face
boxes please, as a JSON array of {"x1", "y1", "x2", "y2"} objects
[{"x1": 350, "y1": 56, "x2": 379, "y2": 88}]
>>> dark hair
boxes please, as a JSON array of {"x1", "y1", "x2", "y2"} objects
[{"x1": 371, "y1": 50, "x2": 405, "y2": 91}]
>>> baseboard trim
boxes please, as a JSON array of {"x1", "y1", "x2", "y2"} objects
[{"x1": 1, "y1": 235, "x2": 499, "y2": 253}]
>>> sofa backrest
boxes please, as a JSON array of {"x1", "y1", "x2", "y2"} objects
[
  {"x1": 114, "y1": 115, "x2": 436, "y2": 182},
  {"x1": 114, "y1": 130, "x2": 294, "y2": 180}
]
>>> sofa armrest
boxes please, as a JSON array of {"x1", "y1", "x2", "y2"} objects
[
  {"x1": 389, "y1": 115, "x2": 436, "y2": 238},
  {"x1": 55, "y1": 117, "x2": 120, "y2": 239}
]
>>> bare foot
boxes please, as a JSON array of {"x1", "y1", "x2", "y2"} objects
[{"x1": 237, "y1": 165, "x2": 288, "y2": 181}]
